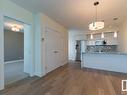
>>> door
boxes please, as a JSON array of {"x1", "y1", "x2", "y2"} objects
[{"x1": 45, "y1": 28, "x2": 62, "y2": 73}]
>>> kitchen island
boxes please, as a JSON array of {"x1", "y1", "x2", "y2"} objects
[{"x1": 81, "y1": 53, "x2": 127, "y2": 73}]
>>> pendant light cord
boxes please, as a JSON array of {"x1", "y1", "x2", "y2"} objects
[
  {"x1": 93, "y1": 1, "x2": 99, "y2": 27},
  {"x1": 95, "y1": 4, "x2": 97, "y2": 22}
]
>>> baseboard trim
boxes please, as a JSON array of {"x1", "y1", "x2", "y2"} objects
[{"x1": 5, "y1": 59, "x2": 24, "y2": 64}]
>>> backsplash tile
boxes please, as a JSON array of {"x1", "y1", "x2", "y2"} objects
[{"x1": 86, "y1": 45, "x2": 117, "y2": 53}]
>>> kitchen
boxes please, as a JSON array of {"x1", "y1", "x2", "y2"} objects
[{"x1": 81, "y1": 31, "x2": 127, "y2": 73}]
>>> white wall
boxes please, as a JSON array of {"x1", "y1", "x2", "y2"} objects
[
  {"x1": 68, "y1": 30, "x2": 86, "y2": 60},
  {"x1": 34, "y1": 13, "x2": 68, "y2": 77},
  {"x1": 1, "y1": 0, "x2": 35, "y2": 75},
  {"x1": 118, "y1": 20, "x2": 127, "y2": 53},
  {"x1": 0, "y1": 0, "x2": 68, "y2": 90},
  {"x1": 0, "y1": 0, "x2": 35, "y2": 90},
  {"x1": 0, "y1": 0, "x2": 34, "y2": 23}
]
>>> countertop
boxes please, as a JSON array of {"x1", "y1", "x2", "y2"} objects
[{"x1": 82, "y1": 52, "x2": 127, "y2": 55}]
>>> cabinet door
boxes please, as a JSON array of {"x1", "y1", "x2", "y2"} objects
[{"x1": 106, "y1": 32, "x2": 118, "y2": 45}]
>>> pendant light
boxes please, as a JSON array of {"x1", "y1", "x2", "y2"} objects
[
  {"x1": 89, "y1": 1, "x2": 104, "y2": 30},
  {"x1": 101, "y1": 32, "x2": 104, "y2": 38},
  {"x1": 114, "y1": 31, "x2": 117, "y2": 38},
  {"x1": 90, "y1": 34, "x2": 93, "y2": 39}
]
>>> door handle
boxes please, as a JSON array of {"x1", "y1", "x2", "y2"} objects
[{"x1": 54, "y1": 51, "x2": 58, "y2": 53}]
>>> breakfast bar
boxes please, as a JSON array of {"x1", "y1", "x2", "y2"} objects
[{"x1": 81, "y1": 53, "x2": 127, "y2": 73}]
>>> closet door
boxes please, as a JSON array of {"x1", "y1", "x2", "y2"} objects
[
  {"x1": 54, "y1": 33, "x2": 63, "y2": 69},
  {"x1": 45, "y1": 28, "x2": 62, "y2": 73}
]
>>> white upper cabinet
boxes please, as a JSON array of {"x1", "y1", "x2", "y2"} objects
[{"x1": 87, "y1": 32, "x2": 118, "y2": 45}]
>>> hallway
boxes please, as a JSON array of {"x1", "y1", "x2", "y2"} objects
[{"x1": 0, "y1": 62, "x2": 127, "y2": 95}]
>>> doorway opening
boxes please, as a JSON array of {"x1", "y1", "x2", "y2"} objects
[
  {"x1": 4, "y1": 17, "x2": 29, "y2": 85},
  {"x1": 75, "y1": 40, "x2": 87, "y2": 62},
  {"x1": 75, "y1": 40, "x2": 81, "y2": 61}
]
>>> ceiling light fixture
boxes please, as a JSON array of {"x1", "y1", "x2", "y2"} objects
[
  {"x1": 11, "y1": 26, "x2": 20, "y2": 32},
  {"x1": 90, "y1": 34, "x2": 94, "y2": 39},
  {"x1": 101, "y1": 32, "x2": 104, "y2": 38},
  {"x1": 114, "y1": 31, "x2": 117, "y2": 38},
  {"x1": 89, "y1": 1, "x2": 104, "y2": 30}
]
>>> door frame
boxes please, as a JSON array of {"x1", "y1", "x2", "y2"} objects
[
  {"x1": 0, "y1": 13, "x2": 33, "y2": 90},
  {"x1": 0, "y1": 13, "x2": 4, "y2": 90}
]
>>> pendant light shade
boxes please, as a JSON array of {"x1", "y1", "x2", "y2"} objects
[
  {"x1": 89, "y1": 1, "x2": 104, "y2": 30},
  {"x1": 89, "y1": 21, "x2": 104, "y2": 30},
  {"x1": 114, "y1": 31, "x2": 117, "y2": 38},
  {"x1": 90, "y1": 34, "x2": 93, "y2": 39},
  {"x1": 101, "y1": 32, "x2": 104, "y2": 38}
]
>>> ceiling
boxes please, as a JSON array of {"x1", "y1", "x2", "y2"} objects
[{"x1": 11, "y1": 0, "x2": 127, "y2": 31}]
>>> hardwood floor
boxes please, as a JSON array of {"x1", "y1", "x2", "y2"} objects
[{"x1": 0, "y1": 61, "x2": 127, "y2": 95}]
